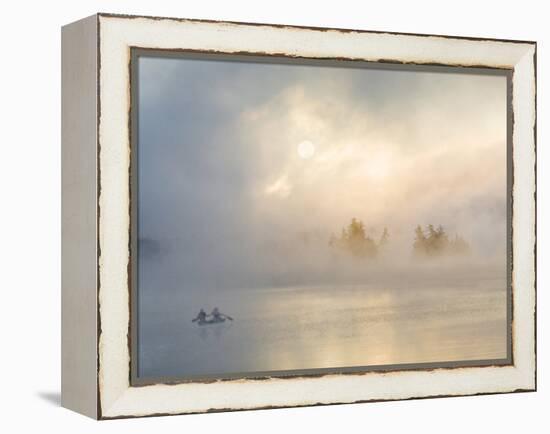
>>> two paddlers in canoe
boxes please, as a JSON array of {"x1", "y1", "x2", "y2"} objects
[{"x1": 192, "y1": 307, "x2": 233, "y2": 325}]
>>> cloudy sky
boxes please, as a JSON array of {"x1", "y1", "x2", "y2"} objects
[{"x1": 137, "y1": 54, "x2": 508, "y2": 292}]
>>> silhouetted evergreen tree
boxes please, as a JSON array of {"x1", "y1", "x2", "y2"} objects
[
  {"x1": 413, "y1": 224, "x2": 470, "y2": 257},
  {"x1": 413, "y1": 225, "x2": 427, "y2": 255},
  {"x1": 449, "y1": 234, "x2": 471, "y2": 255},
  {"x1": 329, "y1": 219, "x2": 388, "y2": 259},
  {"x1": 379, "y1": 227, "x2": 389, "y2": 247}
]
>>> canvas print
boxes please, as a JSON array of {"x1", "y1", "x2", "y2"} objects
[{"x1": 133, "y1": 53, "x2": 510, "y2": 381}]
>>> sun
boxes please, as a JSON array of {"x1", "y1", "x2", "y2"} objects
[{"x1": 297, "y1": 140, "x2": 315, "y2": 159}]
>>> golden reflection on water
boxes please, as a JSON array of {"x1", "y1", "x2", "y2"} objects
[
  {"x1": 238, "y1": 283, "x2": 507, "y2": 371},
  {"x1": 139, "y1": 279, "x2": 508, "y2": 378}
]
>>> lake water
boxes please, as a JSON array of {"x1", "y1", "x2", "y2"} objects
[{"x1": 137, "y1": 272, "x2": 508, "y2": 379}]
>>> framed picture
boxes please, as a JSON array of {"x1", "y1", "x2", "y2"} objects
[{"x1": 61, "y1": 13, "x2": 536, "y2": 419}]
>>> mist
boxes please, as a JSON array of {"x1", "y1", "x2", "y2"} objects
[{"x1": 137, "y1": 55, "x2": 507, "y2": 294}]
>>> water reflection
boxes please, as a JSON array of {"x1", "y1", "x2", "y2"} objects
[
  {"x1": 197, "y1": 322, "x2": 233, "y2": 341},
  {"x1": 138, "y1": 276, "x2": 507, "y2": 378}
]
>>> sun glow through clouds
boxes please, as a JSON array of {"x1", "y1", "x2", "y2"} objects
[{"x1": 297, "y1": 140, "x2": 315, "y2": 159}]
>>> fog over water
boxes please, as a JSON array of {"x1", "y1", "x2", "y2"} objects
[{"x1": 136, "y1": 55, "x2": 509, "y2": 378}]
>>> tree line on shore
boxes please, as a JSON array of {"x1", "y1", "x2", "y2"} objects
[
  {"x1": 329, "y1": 218, "x2": 470, "y2": 259},
  {"x1": 413, "y1": 224, "x2": 470, "y2": 257}
]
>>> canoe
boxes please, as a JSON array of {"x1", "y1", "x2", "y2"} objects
[{"x1": 196, "y1": 317, "x2": 226, "y2": 326}]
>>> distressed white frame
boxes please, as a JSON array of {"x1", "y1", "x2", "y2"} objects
[{"x1": 94, "y1": 14, "x2": 536, "y2": 418}]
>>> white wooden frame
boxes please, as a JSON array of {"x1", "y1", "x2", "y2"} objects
[{"x1": 62, "y1": 13, "x2": 536, "y2": 419}]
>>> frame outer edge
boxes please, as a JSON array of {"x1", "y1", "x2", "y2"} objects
[
  {"x1": 95, "y1": 13, "x2": 537, "y2": 418},
  {"x1": 61, "y1": 13, "x2": 100, "y2": 420}
]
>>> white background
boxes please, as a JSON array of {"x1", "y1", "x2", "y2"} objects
[{"x1": 0, "y1": 0, "x2": 546, "y2": 432}]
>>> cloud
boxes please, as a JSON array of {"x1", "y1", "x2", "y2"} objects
[{"x1": 265, "y1": 174, "x2": 292, "y2": 198}]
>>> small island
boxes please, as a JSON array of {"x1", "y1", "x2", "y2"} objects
[{"x1": 329, "y1": 218, "x2": 470, "y2": 260}]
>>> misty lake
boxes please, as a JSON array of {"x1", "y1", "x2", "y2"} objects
[
  {"x1": 137, "y1": 268, "x2": 508, "y2": 379},
  {"x1": 135, "y1": 55, "x2": 511, "y2": 381}
]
